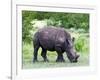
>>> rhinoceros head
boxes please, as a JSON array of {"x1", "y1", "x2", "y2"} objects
[{"x1": 65, "y1": 37, "x2": 79, "y2": 63}]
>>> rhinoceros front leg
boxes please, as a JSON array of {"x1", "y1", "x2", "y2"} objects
[
  {"x1": 56, "y1": 53, "x2": 65, "y2": 62},
  {"x1": 41, "y1": 48, "x2": 49, "y2": 62},
  {"x1": 55, "y1": 47, "x2": 65, "y2": 62}
]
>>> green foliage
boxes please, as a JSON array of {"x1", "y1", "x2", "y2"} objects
[
  {"x1": 22, "y1": 11, "x2": 89, "y2": 43},
  {"x1": 22, "y1": 11, "x2": 34, "y2": 43},
  {"x1": 75, "y1": 35, "x2": 89, "y2": 53}
]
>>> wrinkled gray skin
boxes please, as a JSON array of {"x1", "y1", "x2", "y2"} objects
[{"x1": 33, "y1": 27, "x2": 79, "y2": 63}]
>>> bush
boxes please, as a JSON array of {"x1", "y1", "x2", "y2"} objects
[{"x1": 74, "y1": 35, "x2": 89, "y2": 54}]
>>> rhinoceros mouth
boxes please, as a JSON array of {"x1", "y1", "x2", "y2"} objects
[
  {"x1": 70, "y1": 55, "x2": 80, "y2": 63},
  {"x1": 71, "y1": 59, "x2": 77, "y2": 63}
]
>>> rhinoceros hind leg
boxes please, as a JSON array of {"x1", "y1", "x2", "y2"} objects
[
  {"x1": 33, "y1": 45, "x2": 40, "y2": 62},
  {"x1": 33, "y1": 37, "x2": 40, "y2": 63}
]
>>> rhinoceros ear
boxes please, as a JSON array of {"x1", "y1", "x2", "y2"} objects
[{"x1": 72, "y1": 37, "x2": 75, "y2": 43}]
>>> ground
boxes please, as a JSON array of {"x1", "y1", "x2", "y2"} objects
[{"x1": 22, "y1": 45, "x2": 89, "y2": 69}]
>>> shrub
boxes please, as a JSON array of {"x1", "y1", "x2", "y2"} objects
[{"x1": 74, "y1": 35, "x2": 89, "y2": 54}]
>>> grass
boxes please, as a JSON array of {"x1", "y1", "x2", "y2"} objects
[
  {"x1": 23, "y1": 53, "x2": 89, "y2": 69},
  {"x1": 22, "y1": 42, "x2": 89, "y2": 69}
]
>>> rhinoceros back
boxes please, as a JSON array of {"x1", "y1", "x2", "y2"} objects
[{"x1": 37, "y1": 27, "x2": 57, "y2": 51}]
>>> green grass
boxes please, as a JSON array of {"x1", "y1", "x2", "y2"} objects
[
  {"x1": 22, "y1": 42, "x2": 89, "y2": 69},
  {"x1": 23, "y1": 53, "x2": 89, "y2": 69}
]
